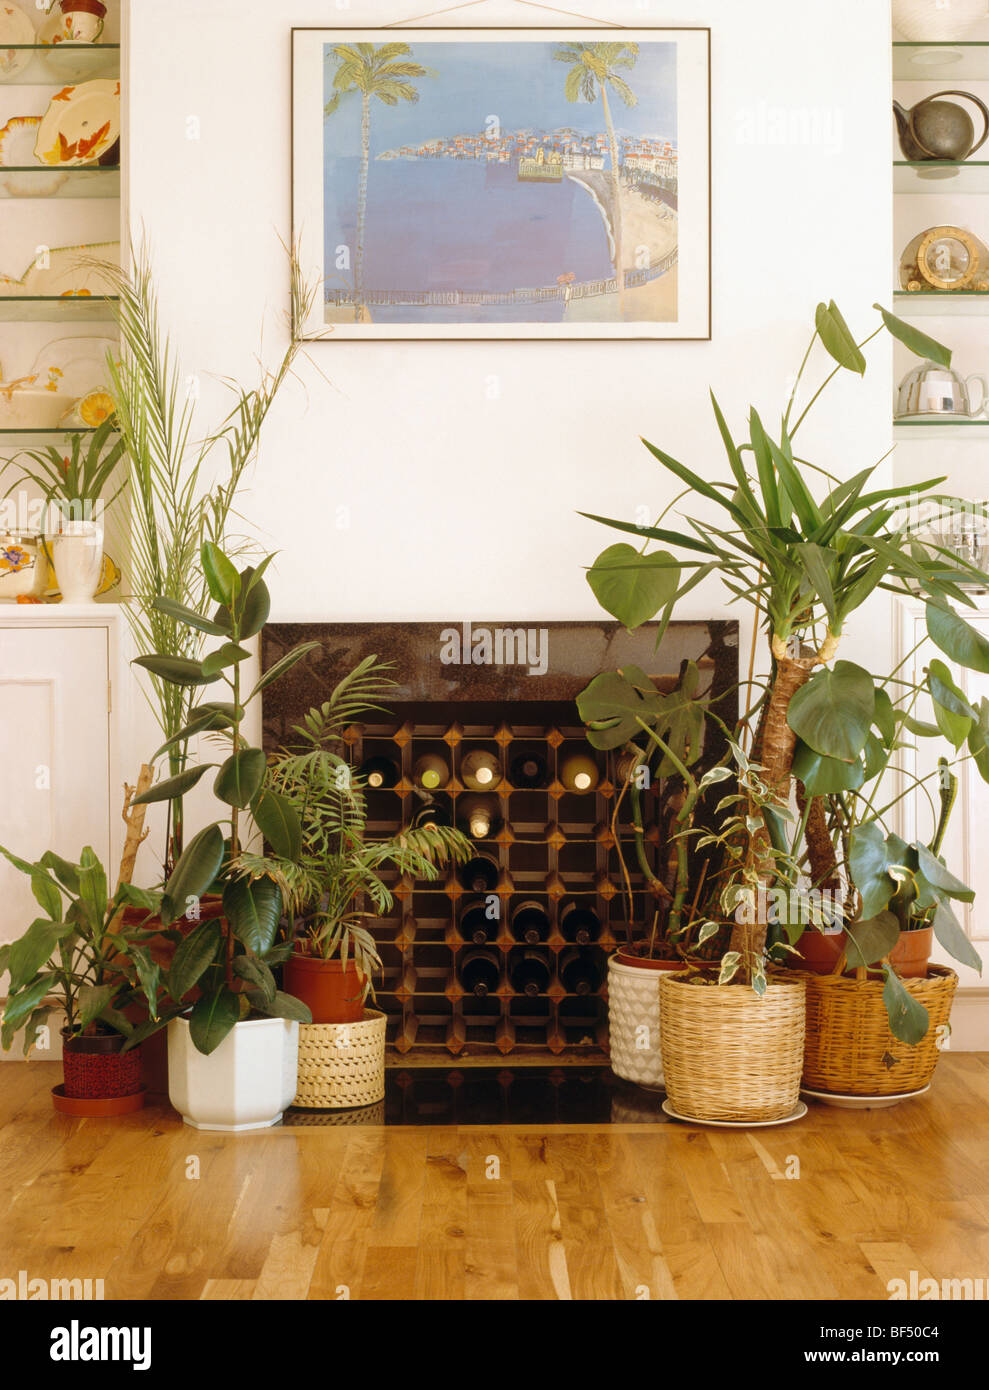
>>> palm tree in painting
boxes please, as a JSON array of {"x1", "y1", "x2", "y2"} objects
[
  {"x1": 324, "y1": 43, "x2": 427, "y2": 322},
  {"x1": 553, "y1": 42, "x2": 639, "y2": 315}
]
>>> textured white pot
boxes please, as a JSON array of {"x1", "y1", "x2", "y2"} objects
[
  {"x1": 167, "y1": 1016, "x2": 299, "y2": 1131},
  {"x1": 607, "y1": 955, "x2": 669, "y2": 1089},
  {"x1": 51, "y1": 522, "x2": 102, "y2": 602},
  {"x1": 893, "y1": 0, "x2": 988, "y2": 41}
]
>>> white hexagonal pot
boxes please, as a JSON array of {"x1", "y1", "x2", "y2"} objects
[
  {"x1": 167, "y1": 1016, "x2": 299, "y2": 1131},
  {"x1": 608, "y1": 954, "x2": 679, "y2": 1090}
]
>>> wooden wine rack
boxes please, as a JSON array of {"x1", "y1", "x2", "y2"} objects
[{"x1": 261, "y1": 620, "x2": 738, "y2": 1064}]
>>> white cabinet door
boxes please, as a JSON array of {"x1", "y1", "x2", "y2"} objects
[{"x1": 0, "y1": 626, "x2": 111, "y2": 949}]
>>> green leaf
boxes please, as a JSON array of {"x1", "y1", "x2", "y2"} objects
[
  {"x1": 881, "y1": 965, "x2": 930, "y2": 1045},
  {"x1": 40, "y1": 851, "x2": 80, "y2": 895},
  {"x1": 161, "y1": 824, "x2": 225, "y2": 927},
  {"x1": 21, "y1": 1006, "x2": 53, "y2": 1056},
  {"x1": 586, "y1": 543, "x2": 680, "y2": 631},
  {"x1": 844, "y1": 911, "x2": 900, "y2": 968},
  {"x1": 167, "y1": 917, "x2": 224, "y2": 1000},
  {"x1": 787, "y1": 661, "x2": 875, "y2": 762},
  {"x1": 77, "y1": 983, "x2": 117, "y2": 1028},
  {"x1": 188, "y1": 986, "x2": 241, "y2": 1055},
  {"x1": 201, "y1": 541, "x2": 241, "y2": 608},
  {"x1": 793, "y1": 543, "x2": 838, "y2": 625},
  {"x1": 214, "y1": 748, "x2": 267, "y2": 810},
  {"x1": 7, "y1": 919, "x2": 72, "y2": 993},
  {"x1": 927, "y1": 659, "x2": 977, "y2": 749},
  {"x1": 31, "y1": 871, "x2": 62, "y2": 921},
  {"x1": 816, "y1": 300, "x2": 866, "y2": 375},
  {"x1": 718, "y1": 952, "x2": 741, "y2": 986},
  {"x1": 969, "y1": 706, "x2": 989, "y2": 785},
  {"x1": 873, "y1": 688, "x2": 897, "y2": 747},
  {"x1": 77, "y1": 846, "x2": 108, "y2": 929},
  {"x1": 132, "y1": 654, "x2": 217, "y2": 688},
  {"x1": 792, "y1": 741, "x2": 865, "y2": 795},
  {"x1": 232, "y1": 954, "x2": 276, "y2": 1006},
  {"x1": 747, "y1": 408, "x2": 781, "y2": 527},
  {"x1": 932, "y1": 899, "x2": 982, "y2": 973},
  {"x1": 2, "y1": 976, "x2": 52, "y2": 1043},
  {"x1": 131, "y1": 763, "x2": 214, "y2": 807},
  {"x1": 874, "y1": 303, "x2": 952, "y2": 369},
  {"x1": 926, "y1": 601, "x2": 989, "y2": 675},
  {"x1": 848, "y1": 822, "x2": 898, "y2": 920},
  {"x1": 150, "y1": 595, "x2": 232, "y2": 637},
  {"x1": 904, "y1": 714, "x2": 941, "y2": 739},
  {"x1": 251, "y1": 788, "x2": 302, "y2": 862},
  {"x1": 151, "y1": 709, "x2": 234, "y2": 764},
  {"x1": 246, "y1": 642, "x2": 322, "y2": 703},
  {"x1": 201, "y1": 643, "x2": 252, "y2": 679},
  {"x1": 235, "y1": 571, "x2": 271, "y2": 640},
  {"x1": 577, "y1": 667, "x2": 664, "y2": 751},
  {"x1": 914, "y1": 843, "x2": 973, "y2": 901},
  {"x1": 114, "y1": 882, "x2": 162, "y2": 915},
  {"x1": 222, "y1": 877, "x2": 282, "y2": 955},
  {"x1": 256, "y1": 990, "x2": 312, "y2": 1023}
]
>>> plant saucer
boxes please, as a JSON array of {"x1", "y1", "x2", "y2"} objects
[
  {"x1": 800, "y1": 1084, "x2": 931, "y2": 1110},
  {"x1": 661, "y1": 1099, "x2": 808, "y2": 1128}
]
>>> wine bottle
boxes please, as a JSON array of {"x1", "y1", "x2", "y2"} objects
[
  {"x1": 560, "y1": 753, "x2": 599, "y2": 793},
  {"x1": 458, "y1": 947, "x2": 501, "y2": 997},
  {"x1": 461, "y1": 899, "x2": 500, "y2": 944},
  {"x1": 509, "y1": 949, "x2": 551, "y2": 997},
  {"x1": 458, "y1": 794, "x2": 500, "y2": 840},
  {"x1": 559, "y1": 947, "x2": 602, "y2": 995},
  {"x1": 461, "y1": 748, "x2": 502, "y2": 791},
  {"x1": 460, "y1": 852, "x2": 500, "y2": 893},
  {"x1": 509, "y1": 751, "x2": 548, "y2": 788},
  {"x1": 411, "y1": 794, "x2": 453, "y2": 828},
  {"x1": 616, "y1": 751, "x2": 649, "y2": 788},
  {"x1": 413, "y1": 752, "x2": 450, "y2": 790},
  {"x1": 359, "y1": 755, "x2": 400, "y2": 790},
  {"x1": 510, "y1": 899, "x2": 550, "y2": 944},
  {"x1": 559, "y1": 901, "x2": 602, "y2": 944}
]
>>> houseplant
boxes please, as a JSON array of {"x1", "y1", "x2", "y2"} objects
[
  {"x1": 0, "y1": 841, "x2": 163, "y2": 1116},
  {"x1": 579, "y1": 299, "x2": 987, "y2": 1120},
  {"x1": 238, "y1": 655, "x2": 472, "y2": 1108},
  {"x1": 127, "y1": 541, "x2": 321, "y2": 1130}
]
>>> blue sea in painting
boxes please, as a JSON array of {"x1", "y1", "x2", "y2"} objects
[{"x1": 323, "y1": 158, "x2": 614, "y2": 325}]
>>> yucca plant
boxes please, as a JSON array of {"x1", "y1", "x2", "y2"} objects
[
  {"x1": 97, "y1": 240, "x2": 320, "y2": 874},
  {"x1": 580, "y1": 300, "x2": 987, "y2": 1032},
  {"x1": 238, "y1": 655, "x2": 472, "y2": 998}
]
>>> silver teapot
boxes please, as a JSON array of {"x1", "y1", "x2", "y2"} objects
[{"x1": 896, "y1": 360, "x2": 987, "y2": 418}]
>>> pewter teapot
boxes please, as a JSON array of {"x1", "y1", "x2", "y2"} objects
[
  {"x1": 896, "y1": 360, "x2": 987, "y2": 419},
  {"x1": 894, "y1": 90, "x2": 989, "y2": 162}
]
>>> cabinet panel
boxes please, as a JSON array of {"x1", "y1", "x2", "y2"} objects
[{"x1": 0, "y1": 627, "x2": 111, "y2": 950}]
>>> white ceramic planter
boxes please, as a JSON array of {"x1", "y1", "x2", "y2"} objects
[
  {"x1": 51, "y1": 522, "x2": 102, "y2": 602},
  {"x1": 167, "y1": 1016, "x2": 299, "y2": 1131},
  {"x1": 893, "y1": 0, "x2": 988, "y2": 40},
  {"x1": 607, "y1": 955, "x2": 668, "y2": 1089}
]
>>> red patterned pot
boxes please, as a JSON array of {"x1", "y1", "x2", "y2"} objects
[{"x1": 60, "y1": 1029, "x2": 142, "y2": 1102}]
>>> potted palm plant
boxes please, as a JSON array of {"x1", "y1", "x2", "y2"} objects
[
  {"x1": 126, "y1": 541, "x2": 321, "y2": 1130},
  {"x1": 237, "y1": 655, "x2": 471, "y2": 1108},
  {"x1": 0, "y1": 842, "x2": 163, "y2": 1115},
  {"x1": 579, "y1": 299, "x2": 987, "y2": 1122}
]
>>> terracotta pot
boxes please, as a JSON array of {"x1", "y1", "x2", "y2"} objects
[
  {"x1": 795, "y1": 928, "x2": 848, "y2": 975},
  {"x1": 613, "y1": 949, "x2": 684, "y2": 971},
  {"x1": 889, "y1": 926, "x2": 934, "y2": 979},
  {"x1": 61, "y1": 1029, "x2": 142, "y2": 1101},
  {"x1": 284, "y1": 953, "x2": 367, "y2": 1024},
  {"x1": 52, "y1": 1085, "x2": 145, "y2": 1118}
]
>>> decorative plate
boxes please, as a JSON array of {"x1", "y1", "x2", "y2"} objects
[
  {"x1": 0, "y1": 115, "x2": 67, "y2": 195},
  {"x1": 661, "y1": 1099, "x2": 809, "y2": 1128},
  {"x1": 35, "y1": 78, "x2": 119, "y2": 166},
  {"x1": 0, "y1": 2, "x2": 35, "y2": 83},
  {"x1": 0, "y1": 240, "x2": 120, "y2": 297},
  {"x1": 800, "y1": 1085, "x2": 930, "y2": 1110}
]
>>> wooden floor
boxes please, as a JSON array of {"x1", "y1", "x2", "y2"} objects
[{"x1": 2, "y1": 1056, "x2": 989, "y2": 1301}]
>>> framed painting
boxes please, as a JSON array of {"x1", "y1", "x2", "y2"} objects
[{"x1": 292, "y1": 27, "x2": 710, "y2": 341}]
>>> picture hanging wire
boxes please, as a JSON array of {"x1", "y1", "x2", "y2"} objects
[{"x1": 386, "y1": 0, "x2": 623, "y2": 28}]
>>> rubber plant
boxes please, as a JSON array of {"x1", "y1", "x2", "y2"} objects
[
  {"x1": 125, "y1": 541, "x2": 321, "y2": 1054},
  {"x1": 579, "y1": 300, "x2": 988, "y2": 1035}
]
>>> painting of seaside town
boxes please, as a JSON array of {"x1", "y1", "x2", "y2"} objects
[{"x1": 292, "y1": 29, "x2": 710, "y2": 340}]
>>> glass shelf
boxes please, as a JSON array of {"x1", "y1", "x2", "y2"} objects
[
  {"x1": 894, "y1": 417, "x2": 989, "y2": 439},
  {"x1": 0, "y1": 166, "x2": 119, "y2": 199},
  {"x1": 0, "y1": 426, "x2": 104, "y2": 436},
  {"x1": 0, "y1": 295, "x2": 119, "y2": 322},
  {"x1": 894, "y1": 41, "x2": 989, "y2": 82},
  {"x1": 893, "y1": 290, "x2": 989, "y2": 315},
  {"x1": 0, "y1": 43, "x2": 119, "y2": 85},
  {"x1": 895, "y1": 160, "x2": 989, "y2": 193}
]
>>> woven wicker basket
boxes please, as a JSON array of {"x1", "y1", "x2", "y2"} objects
[
  {"x1": 293, "y1": 1010, "x2": 386, "y2": 1110},
  {"x1": 659, "y1": 973, "x2": 806, "y2": 1123},
  {"x1": 801, "y1": 965, "x2": 957, "y2": 1096}
]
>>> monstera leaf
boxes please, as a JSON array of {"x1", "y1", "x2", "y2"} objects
[
  {"x1": 787, "y1": 662, "x2": 875, "y2": 763},
  {"x1": 577, "y1": 665, "x2": 666, "y2": 750},
  {"x1": 586, "y1": 545, "x2": 680, "y2": 632}
]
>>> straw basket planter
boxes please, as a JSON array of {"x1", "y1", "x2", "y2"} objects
[
  {"x1": 801, "y1": 965, "x2": 957, "y2": 1098},
  {"x1": 659, "y1": 973, "x2": 807, "y2": 1123},
  {"x1": 293, "y1": 1009, "x2": 386, "y2": 1110}
]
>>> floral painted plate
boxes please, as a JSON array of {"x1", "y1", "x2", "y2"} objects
[
  {"x1": 35, "y1": 78, "x2": 119, "y2": 166},
  {"x1": 0, "y1": 1, "x2": 35, "y2": 83},
  {"x1": 0, "y1": 116, "x2": 67, "y2": 195},
  {"x1": 0, "y1": 240, "x2": 120, "y2": 297}
]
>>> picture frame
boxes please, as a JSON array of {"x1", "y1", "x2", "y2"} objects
[{"x1": 292, "y1": 26, "x2": 711, "y2": 342}]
